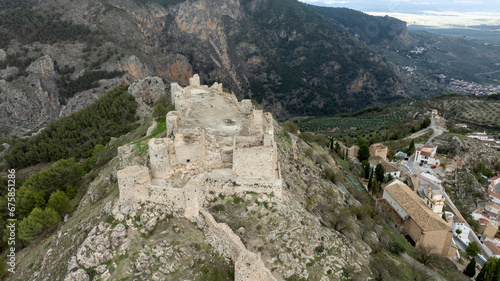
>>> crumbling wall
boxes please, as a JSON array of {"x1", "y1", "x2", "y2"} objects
[
  {"x1": 235, "y1": 251, "x2": 277, "y2": 281},
  {"x1": 202, "y1": 174, "x2": 282, "y2": 200},
  {"x1": 239, "y1": 99, "x2": 253, "y2": 114},
  {"x1": 183, "y1": 174, "x2": 205, "y2": 219},
  {"x1": 170, "y1": 82, "x2": 184, "y2": 106},
  {"x1": 348, "y1": 145, "x2": 359, "y2": 161},
  {"x1": 200, "y1": 210, "x2": 277, "y2": 281},
  {"x1": 370, "y1": 143, "x2": 387, "y2": 160},
  {"x1": 117, "y1": 165, "x2": 151, "y2": 203},
  {"x1": 174, "y1": 130, "x2": 206, "y2": 164},
  {"x1": 233, "y1": 146, "x2": 277, "y2": 178},
  {"x1": 233, "y1": 135, "x2": 278, "y2": 179},
  {"x1": 149, "y1": 183, "x2": 185, "y2": 212},
  {"x1": 189, "y1": 74, "x2": 201, "y2": 87},
  {"x1": 148, "y1": 138, "x2": 173, "y2": 178},
  {"x1": 221, "y1": 147, "x2": 233, "y2": 164},
  {"x1": 166, "y1": 111, "x2": 180, "y2": 136},
  {"x1": 211, "y1": 81, "x2": 223, "y2": 93}
]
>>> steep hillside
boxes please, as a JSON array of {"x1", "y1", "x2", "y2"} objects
[
  {"x1": 5, "y1": 76, "x2": 462, "y2": 281},
  {"x1": 0, "y1": 0, "x2": 410, "y2": 138}
]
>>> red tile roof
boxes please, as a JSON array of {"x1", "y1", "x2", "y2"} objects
[{"x1": 485, "y1": 241, "x2": 500, "y2": 255}]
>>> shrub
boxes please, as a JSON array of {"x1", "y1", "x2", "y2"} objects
[{"x1": 213, "y1": 204, "x2": 226, "y2": 212}]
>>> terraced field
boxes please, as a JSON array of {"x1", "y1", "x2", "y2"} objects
[
  {"x1": 296, "y1": 104, "x2": 415, "y2": 132},
  {"x1": 416, "y1": 95, "x2": 500, "y2": 128}
]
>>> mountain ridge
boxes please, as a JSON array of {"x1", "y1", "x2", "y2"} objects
[{"x1": 0, "y1": 0, "x2": 411, "y2": 138}]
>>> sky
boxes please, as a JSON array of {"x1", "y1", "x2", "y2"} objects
[{"x1": 299, "y1": 0, "x2": 500, "y2": 27}]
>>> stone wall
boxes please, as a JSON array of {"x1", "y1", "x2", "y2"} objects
[
  {"x1": 117, "y1": 166, "x2": 282, "y2": 218},
  {"x1": 201, "y1": 210, "x2": 277, "y2": 281},
  {"x1": 233, "y1": 134, "x2": 278, "y2": 179},
  {"x1": 233, "y1": 145, "x2": 277, "y2": 178},
  {"x1": 117, "y1": 165, "x2": 151, "y2": 203},
  {"x1": 148, "y1": 138, "x2": 173, "y2": 178},
  {"x1": 348, "y1": 145, "x2": 359, "y2": 161},
  {"x1": 170, "y1": 82, "x2": 184, "y2": 106},
  {"x1": 166, "y1": 111, "x2": 180, "y2": 136},
  {"x1": 239, "y1": 99, "x2": 253, "y2": 114},
  {"x1": 174, "y1": 130, "x2": 206, "y2": 164}
]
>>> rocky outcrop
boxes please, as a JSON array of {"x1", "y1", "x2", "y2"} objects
[
  {"x1": 0, "y1": 55, "x2": 60, "y2": 136},
  {"x1": 75, "y1": 222, "x2": 127, "y2": 269},
  {"x1": 127, "y1": 76, "x2": 167, "y2": 120},
  {"x1": 451, "y1": 136, "x2": 500, "y2": 169},
  {"x1": 120, "y1": 55, "x2": 154, "y2": 80}
]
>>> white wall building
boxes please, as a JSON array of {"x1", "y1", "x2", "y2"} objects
[{"x1": 414, "y1": 144, "x2": 440, "y2": 166}]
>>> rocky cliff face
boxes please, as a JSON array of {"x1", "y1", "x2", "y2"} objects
[
  {"x1": 0, "y1": 0, "x2": 410, "y2": 138},
  {"x1": 451, "y1": 136, "x2": 500, "y2": 169}
]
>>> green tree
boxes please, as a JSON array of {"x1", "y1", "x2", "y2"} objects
[
  {"x1": 334, "y1": 141, "x2": 341, "y2": 155},
  {"x1": 466, "y1": 241, "x2": 481, "y2": 258},
  {"x1": 476, "y1": 257, "x2": 500, "y2": 281},
  {"x1": 420, "y1": 118, "x2": 431, "y2": 130},
  {"x1": 152, "y1": 103, "x2": 168, "y2": 119},
  {"x1": 18, "y1": 216, "x2": 43, "y2": 243},
  {"x1": 375, "y1": 163, "x2": 385, "y2": 183},
  {"x1": 0, "y1": 257, "x2": 6, "y2": 279},
  {"x1": 362, "y1": 161, "x2": 371, "y2": 179},
  {"x1": 408, "y1": 139, "x2": 415, "y2": 155},
  {"x1": 47, "y1": 190, "x2": 73, "y2": 218},
  {"x1": 283, "y1": 122, "x2": 299, "y2": 134},
  {"x1": 464, "y1": 258, "x2": 476, "y2": 277},
  {"x1": 18, "y1": 185, "x2": 46, "y2": 218},
  {"x1": 42, "y1": 207, "x2": 61, "y2": 231},
  {"x1": 358, "y1": 144, "x2": 370, "y2": 162},
  {"x1": 367, "y1": 169, "x2": 374, "y2": 192}
]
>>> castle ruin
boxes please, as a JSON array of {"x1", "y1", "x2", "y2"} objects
[{"x1": 116, "y1": 75, "x2": 281, "y2": 280}]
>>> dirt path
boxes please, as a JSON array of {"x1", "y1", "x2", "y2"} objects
[{"x1": 426, "y1": 118, "x2": 447, "y2": 145}]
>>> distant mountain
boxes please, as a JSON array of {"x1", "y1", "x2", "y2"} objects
[
  {"x1": 309, "y1": 7, "x2": 408, "y2": 45},
  {"x1": 0, "y1": 0, "x2": 413, "y2": 137}
]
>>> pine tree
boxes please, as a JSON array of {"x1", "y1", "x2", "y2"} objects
[
  {"x1": 48, "y1": 190, "x2": 73, "y2": 217},
  {"x1": 18, "y1": 185, "x2": 46, "y2": 218},
  {"x1": 42, "y1": 207, "x2": 61, "y2": 231},
  {"x1": 463, "y1": 258, "x2": 476, "y2": 277},
  {"x1": 19, "y1": 216, "x2": 43, "y2": 243},
  {"x1": 476, "y1": 257, "x2": 499, "y2": 281}
]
